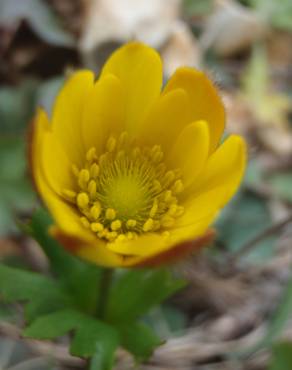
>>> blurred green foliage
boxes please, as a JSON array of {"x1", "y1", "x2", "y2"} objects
[{"x1": 269, "y1": 342, "x2": 292, "y2": 370}]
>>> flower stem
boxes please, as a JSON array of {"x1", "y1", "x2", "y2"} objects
[{"x1": 97, "y1": 268, "x2": 114, "y2": 319}]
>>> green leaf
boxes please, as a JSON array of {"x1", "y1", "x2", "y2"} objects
[
  {"x1": 267, "y1": 173, "x2": 292, "y2": 202},
  {"x1": 23, "y1": 309, "x2": 82, "y2": 339},
  {"x1": 24, "y1": 288, "x2": 72, "y2": 322},
  {"x1": 0, "y1": 264, "x2": 59, "y2": 302},
  {"x1": 70, "y1": 318, "x2": 119, "y2": 359},
  {"x1": 118, "y1": 322, "x2": 162, "y2": 361},
  {"x1": 106, "y1": 269, "x2": 185, "y2": 324},
  {"x1": 0, "y1": 80, "x2": 38, "y2": 134},
  {"x1": 0, "y1": 0, "x2": 74, "y2": 47},
  {"x1": 237, "y1": 274, "x2": 292, "y2": 358},
  {"x1": 0, "y1": 264, "x2": 72, "y2": 322},
  {"x1": 216, "y1": 190, "x2": 276, "y2": 261},
  {"x1": 247, "y1": 0, "x2": 292, "y2": 31},
  {"x1": 0, "y1": 137, "x2": 35, "y2": 236},
  {"x1": 24, "y1": 308, "x2": 119, "y2": 370},
  {"x1": 263, "y1": 275, "x2": 292, "y2": 347},
  {"x1": 269, "y1": 341, "x2": 292, "y2": 370},
  {"x1": 183, "y1": 0, "x2": 213, "y2": 15},
  {"x1": 29, "y1": 208, "x2": 102, "y2": 314}
]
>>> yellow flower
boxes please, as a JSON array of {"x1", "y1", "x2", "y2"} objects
[{"x1": 30, "y1": 42, "x2": 246, "y2": 268}]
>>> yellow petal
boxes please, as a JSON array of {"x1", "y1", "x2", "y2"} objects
[
  {"x1": 191, "y1": 135, "x2": 247, "y2": 204},
  {"x1": 106, "y1": 212, "x2": 214, "y2": 258},
  {"x1": 177, "y1": 135, "x2": 246, "y2": 228},
  {"x1": 41, "y1": 132, "x2": 75, "y2": 196},
  {"x1": 51, "y1": 228, "x2": 124, "y2": 268},
  {"x1": 51, "y1": 70, "x2": 94, "y2": 166},
  {"x1": 137, "y1": 88, "x2": 191, "y2": 152},
  {"x1": 167, "y1": 120, "x2": 210, "y2": 187},
  {"x1": 100, "y1": 42, "x2": 163, "y2": 134},
  {"x1": 31, "y1": 109, "x2": 94, "y2": 239},
  {"x1": 82, "y1": 74, "x2": 125, "y2": 153},
  {"x1": 74, "y1": 242, "x2": 125, "y2": 268},
  {"x1": 163, "y1": 67, "x2": 225, "y2": 153},
  {"x1": 30, "y1": 107, "x2": 50, "y2": 180}
]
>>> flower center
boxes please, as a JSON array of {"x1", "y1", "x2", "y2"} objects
[{"x1": 62, "y1": 132, "x2": 185, "y2": 243}]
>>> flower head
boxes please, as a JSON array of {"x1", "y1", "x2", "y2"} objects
[{"x1": 30, "y1": 42, "x2": 246, "y2": 267}]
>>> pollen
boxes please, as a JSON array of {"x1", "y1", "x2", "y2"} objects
[{"x1": 63, "y1": 132, "x2": 185, "y2": 243}]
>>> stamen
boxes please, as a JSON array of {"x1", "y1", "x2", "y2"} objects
[
  {"x1": 106, "y1": 137, "x2": 116, "y2": 152},
  {"x1": 62, "y1": 189, "x2": 77, "y2": 200},
  {"x1": 149, "y1": 200, "x2": 158, "y2": 218},
  {"x1": 88, "y1": 180, "x2": 97, "y2": 198},
  {"x1": 68, "y1": 132, "x2": 186, "y2": 243},
  {"x1": 90, "y1": 163, "x2": 99, "y2": 178},
  {"x1": 78, "y1": 169, "x2": 90, "y2": 189},
  {"x1": 105, "y1": 208, "x2": 116, "y2": 220},
  {"x1": 80, "y1": 217, "x2": 90, "y2": 228},
  {"x1": 111, "y1": 219, "x2": 122, "y2": 231},
  {"x1": 86, "y1": 147, "x2": 97, "y2": 162},
  {"x1": 126, "y1": 219, "x2": 137, "y2": 228},
  {"x1": 77, "y1": 192, "x2": 89, "y2": 209},
  {"x1": 143, "y1": 218, "x2": 154, "y2": 232},
  {"x1": 91, "y1": 222, "x2": 104, "y2": 232},
  {"x1": 90, "y1": 203, "x2": 101, "y2": 219}
]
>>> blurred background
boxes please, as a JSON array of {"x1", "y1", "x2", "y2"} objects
[{"x1": 0, "y1": 0, "x2": 292, "y2": 369}]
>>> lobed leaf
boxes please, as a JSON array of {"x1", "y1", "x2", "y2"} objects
[{"x1": 105, "y1": 269, "x2": 185, "y2": 323}]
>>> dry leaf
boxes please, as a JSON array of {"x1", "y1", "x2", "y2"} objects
[{"x1": 200, "y1": 0, "x2": 268, "y2": 56}]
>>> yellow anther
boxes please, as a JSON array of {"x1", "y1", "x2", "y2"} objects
[
  {"x1": 163, "y1": 171, "x2": 175, "y2": 185},
  {"x1": 98, "y1": 228, "x2": 108, "y2": 238},
  {"x1": 150, "y1": 145, "x2": 160, "y2": 154},
  {"x1": 168, "y1": 204, "x2": 178, "y2": 216},
  {"x1": 164, "y1": 190, "x2": 172, "y2": 202},
  {"x1": 72, "y1": 164, "x2": 79, "y2": 177},
  {"x1": 152, "y1": 180, "x2": 162, "y2": 192},
  {"x1": 62, "y1": 189, "x2": 76, "y2": 200},
  {"x1": 106, "y1": 136, "x2": 116, "y2": 152},
  {"x1": 99, "y1": 153, "x2": 108, "y2": 166},
  {"x1": 105, "y1": 208, "x2": 116, "y2": 220},
  {"x1": 127, "y1": 232, "x2": 134, "y2": 240},
  {"x1": 90, "y1": 203, "x2": 101, "y2": 219},
  {"x1": 175, "y1": 206, "x2": 185, "y2": 217},
  {"x1": 80, "y1": 217, "x2": 90, "y2": 228},
  {"x1": 172, "y1": 179, "x2": 184, "y2": 194},
  {"x1": 149, "y1": 201, "x2": 158, "y2": 218},
  {"x1": 86, "y1": 147, "x2": 97, "y2": 162},
  {"x1": 161, "y1": 215, "x2": 175, "y2": 227},
  {"x1": 91, "y1": 222, "x2": 104, "y2": 232},
  {"x1": 88, "y1": 179, "x2": 97, "y2": 198},
  {"x1": 90, "y1": 163, "x2": 99, "y2": 178},
  {"x1": 132, "y1": 147, "x2": 141, "y2": 158},
  {"x1": 152, "y1": 150, "x2": 163, "y2": 163},
  {"x1": 132, "y1": 232, "x2": 138, "y2": 239},
  {"x1": 126, "y1": 219, "x2": 137, "y2": 228},
  {"x1": 150, "y1": 145, "x2": 163, "y2": 163},
  {"x1": 77, "y1": 192, "x2": 89, "y2": 208},
  {"x1": 111, "y1": 219, "x2": 122, "y2": 231},
  {"x1": 143, "y1": 218, "x2": 154, "y2": 232},
  {"x1": 118, "y1": 132, "x2": 128, "y2": 148},
  {"x1": 162, "y1": 231, "x2": 170, "y2": 238},
  {"x1": 116, "y1": 234, "x2": 126, "y2": 242},
  {"x1": 78, "y1": 169, "x2": 90, "y2": 189},
  {"x1": 106, "y1": 231, "x2": 118, "y2": 241}
]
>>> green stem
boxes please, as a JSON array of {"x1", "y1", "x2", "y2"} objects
[{"x1": 97, "y1": 268, "x2": 114, "y2": 319}]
